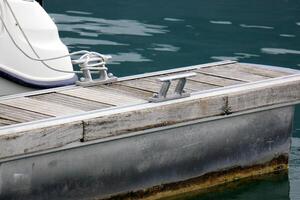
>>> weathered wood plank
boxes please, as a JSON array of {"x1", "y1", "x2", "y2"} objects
[
  {"x1": 228, "y1": 81, "x2": 300, "y2": 112},
  {"x1": 144, "y1": 76, "x2": 217, "y2": 91},
  {"x1": 0, "y1": 122, "x2": 83, "y2": 159},
  {"x1": 226, "y1": 63, "x2": 291, "y2": 78},
  {"x1": 196, "y1": 64, "x2": 270, "y2": 82},
  {"x1": 0, "y1": 118, "x2": 18, "y2": 126},
  {"x1": 0, "y1": 97, "x2": 84, "y2": 117},
  {"x1": 0, "y1": 104, "x2": 51, "y2": 123},
  {"x1": 145, "y1": 71, "x2": 243, "y2": 87},
  {"x1": 189, "y1": 73, "x2": 245, "y2": 86},
  {"x1": 83, "y1": 96, "x2": 224, "y2": 141},
  {"x1": 31, "y1": 93, "x2": 111, "y2": 111},
  {"x1": 117, "y1": 79, "x2": 170, "y2": 93},
  {"x1": 83, "y1": 79, "x2": 300, "y2": 141},
  {"x1": 90, "y1": 85, "x2": 153, "y2": 100},
  {"x1": 182, "y1": 79, "x2": 218, "y2": 91},
  {"x1": 194, "y1": 70, "x2": 249, "y2": 82},
  {"x1": 118, "y1": 78, "x2": 195, "y2": 95},
  {"x1": 59, "y1": 87, "x2": 147, "y2": 106}
]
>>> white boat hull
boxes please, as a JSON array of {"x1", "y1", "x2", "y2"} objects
[{"x1": 0, "y1": 0, "x2": 77, "y2": 88}]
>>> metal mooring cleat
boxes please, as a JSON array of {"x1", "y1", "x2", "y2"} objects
[
  {"x1": 149, "y1": 72, "x2": 196, "y2": 102},
  {"x1": 73, "y1": 52, "x2": 117, "y2": 87}
]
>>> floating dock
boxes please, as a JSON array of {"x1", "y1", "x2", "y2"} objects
[{"x1": 0, "y1": 60, "x2": 300, "y2": 199}]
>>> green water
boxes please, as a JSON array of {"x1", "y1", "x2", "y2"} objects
[{"x1": 45, "y1": 0, "x2": 300, "y2": 199}]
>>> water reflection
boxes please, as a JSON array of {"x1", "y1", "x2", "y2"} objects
[
  {"x1": 51, "y1": 13, "x2": 168, "y2": 36},
  {"x1": 209, "y1": 21, "x2": 232, "y2": 25},
  {"x1": 49, "y1": 12, "x2": 173, "y2": 68},
  {"x1": 240, "y1": 24, "x2": 274, "y2": 29},
  {"x1": 211, "y1": 53, "x2": 259, "y2": 61},
  {"x1": 235, "y1": 53, "x2": 260, "y2": 58},
  {"x1": 211, "y1": 56, "x2": 240, "y2": 61},
  {"x1": 279, "y1": 34, "x2": 296, "y2": 38},
  {"x1": 164, "y1": 18, "x2": 184, "y2": 22},
  {"x1": 261, "y1": 48, "x2": 300, "y2": 55},
  {"x1": 62, "y1": 37, "x2": 127, "y2": 47},
  {"x1": 108, "y1": 52, "x2": 151, "y2": 64},
  {"x1": 66, "y1": 10, "x2": 92, "y2": 15},
  {"x1": 149, "y1": 44, "x2": 180, "y2": 52}
]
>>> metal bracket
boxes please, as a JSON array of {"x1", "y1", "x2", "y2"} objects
[{"x1": 149, "y1": 72, "x2": 196, "y2": 103}]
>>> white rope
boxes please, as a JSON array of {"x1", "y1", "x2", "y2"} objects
[{"x1": 0, "y1": 0, "x2": 110, "y2": 74}]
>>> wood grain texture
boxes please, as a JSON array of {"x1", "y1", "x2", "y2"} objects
[
  {"x1": 0, "y1": 97, "x2": 84, "y2": 117},
  {"x1": 0, "y1": 118, "x2": 18, "y2": 126},
  {"x1": 90, "y1": 85, "x2": 153, "y2": 100},
  {"x1": 228, "y1": 81, "x2": 300, "y2": 112},
  {"x1": 0, "y1": 104, "x2": 50, "y2": 122},
  {"x1": 118, "y1": 78, "x2": 195, "y2": 98},
  {"x1": 82, "y1": 96, "x2": 224, "y2": 141},
  {"x1": 145, "y1": 71, "x2": 243, "y2": 87},
  {"x1": 59, "y1": 87, "x2": 147, "y2": 106},
  {"x1": 144, "y1": 77, "x2": 217, "y2": 92},
  {"x1": 196, "y1": 64, "x2": 271, "y2": 82},
  {"x1": 83, "y1": 79, "x2": 300, "y2": 141},
  {"x1": 184, "y1": 79, "x2": 218, "y2": 91},
  {"x1": 0, "y1": 122, "x2": 83, "y2": 159},
  {"x1": 227, "y1": 63, "x2": 291, "y2": 78},
  {"x1": 189, "y1": 73, "x2": 245, "y2": 86},
  {"x1": 117, "y1": 79, "x2": 170, "y2": 93},
  {"x1": 31, "y1": 93, "x2": 111, "y2": 111}
]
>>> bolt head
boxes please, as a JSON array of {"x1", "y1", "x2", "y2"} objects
[{"x1": 108, "y1": 73, "x2": 114, "y2": 78}]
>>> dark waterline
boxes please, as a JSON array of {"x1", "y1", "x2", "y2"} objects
[
  {"x1": 45, "y1": 0, "x2": 300, "y2": 199},
  {"x1": 161, "y1": 173, "x2": 290, "y2": 200}
]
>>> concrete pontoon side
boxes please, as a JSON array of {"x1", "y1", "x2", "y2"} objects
[{"x1": 0, "y1": 105, "x2": 294, "y2": 200}]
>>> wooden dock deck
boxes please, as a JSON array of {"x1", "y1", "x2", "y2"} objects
[
  {"x1": 0, "y1": 60, "x2": 300, "y2": 159},
  {"x1": 0, "y1": 61, "x2": 296, "y2": 125}
]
